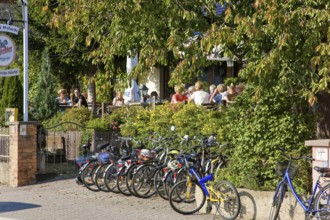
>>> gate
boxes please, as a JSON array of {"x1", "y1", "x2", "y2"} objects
[
  {"x1": 37, "y1": 122, "x2": 92, "y2": 175},
  {"x1": 37, "y1": 122, "x2": 117, "y2": 175}
]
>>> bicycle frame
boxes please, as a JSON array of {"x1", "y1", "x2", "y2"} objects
[
  {"x1": 276, "y1": 169, "x2": 325, "y2": 214},
  {"x1": 189, "y1": 167, "x2": 213, "y2": 197},
  {"x1": 209, "y1": 185, "x2": 223, "y2": 203}
]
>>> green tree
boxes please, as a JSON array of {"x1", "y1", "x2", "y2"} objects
[
  {"x1": 30, "y1": 1, "x2": 328, "y2": 96},
  {"x1": 0, "y1": 76, "x2": 23, "y2": 124},
  {"x1": 29, "y1": 1, "x2": 125, "y2": 108},
  {"x1": 32, "y1": 48, "x2": 58, "y2": 121},
  {"x1": 30, "y1": 1, "x2": 213, "y2": 84}
]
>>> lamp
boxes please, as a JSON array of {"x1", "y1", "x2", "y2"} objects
[{"x1": 139, "y1": 84, "x2": 148, "y2": 102}]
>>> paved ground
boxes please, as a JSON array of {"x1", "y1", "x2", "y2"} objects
[{"x1": 0, "y1": 174, "x2": 216, "y2": 220}]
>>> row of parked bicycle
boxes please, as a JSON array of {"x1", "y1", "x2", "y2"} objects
[
  {"x1": 75, "y1": 130, "x2": 241, "y2": 220},
  {"x1": 74, "y1": 129, "x2": 330, "y2": 220}
]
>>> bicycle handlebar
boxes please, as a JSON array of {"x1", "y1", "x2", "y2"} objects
[{"x1": 285, "y1": 155, "x2": 314, "y2": 162}]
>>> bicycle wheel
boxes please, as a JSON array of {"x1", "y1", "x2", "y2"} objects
[
  {"x1": 314, "y1": 183, "x2": 330, "y2": 219},
  {"x1": 169, "y1": 180, "x2": 206, "y2": 215},
  {"x1": 213, "y1": 180, "x2": 241, "y2": 220},
  {"x1": 132, "y1": 164, "x2": 157, "y2": 198},
  {"x1": 165, "y1": 168, "x2": 187, "y2": 199},
  {"x1": 154, "y1": 168, "x2": 167, "y2": 200},
  {"x1": 116, "y1": 166, "x2": 131, "y2": 196},
  {"x1": 125, "y1": 163, "x2": 140, "y2": 197},
  {"x1": 269, "y1": 182, "x2": 286, "y2": 220},
  {"x1": 82, "y1": 162, "x2": 100, "y2": 192},
  {"x1": 104, "y1": 163, "x2": 120, "y2": 193},
  {"x1": 95, "y1": 163, "x2": 111, "y2": 192}
]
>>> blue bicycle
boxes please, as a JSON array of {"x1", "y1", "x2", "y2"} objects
[
  {"x1": 270, "y1": 155, "x2": 330, "y2": 220},
  {"x1": 168, "y1": 144, "x2": 240, "y2": 220}
]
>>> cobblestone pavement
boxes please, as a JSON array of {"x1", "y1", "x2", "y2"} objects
[{"x1": 0, "y1": 175, "x2": 216, "y2": 220}]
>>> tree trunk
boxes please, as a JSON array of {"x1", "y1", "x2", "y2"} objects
[{"x1": 316, "y1": 91, "x2": 330, "y2": 138}]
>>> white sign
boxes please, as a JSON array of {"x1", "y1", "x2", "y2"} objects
[
  {"x1": 0, "y1": 34, "x2": 16, "y2": 67},
  {"x1": 316, "y1": 148, "x2": 328, "y2": 161},
  {"x1": 0, "y1": 68, "x2": 19, "y2": 77},
  {"x1": 20, "y1": 124, "x2": 26, "y2": 136},
  {"x1": 0, "y1": 24, "x2": 20, "y2": 35}
]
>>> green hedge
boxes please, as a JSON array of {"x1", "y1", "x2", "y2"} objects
[{"x1": 43, "y1": 91, "x2": 316, "y2": 193}]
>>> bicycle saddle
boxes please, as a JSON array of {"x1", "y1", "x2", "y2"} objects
[
  {"x1": 82, "y1": 143, "x2": 91, "y2": 149},
  {"x1": 96, "y1": 143, "x2": 110, "y2": 150},
  {"x1": 314, "y1": 166, "x2": 330, "y2": 177}
]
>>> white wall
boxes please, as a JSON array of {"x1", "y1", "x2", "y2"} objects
[{"x1": 145, "y1": 67, "x2": 160, "y2": 96}]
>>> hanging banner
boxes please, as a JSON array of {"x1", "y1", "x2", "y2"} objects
[
  {"x1": 0, "y1": 34, "x2": 16, "y2": 67},
  {"x1": 0, "y1": 24, "x2": 19, "y2": 35},
  {"x1": 0, "y1": 68, "x2": 19, "y2": 76}
]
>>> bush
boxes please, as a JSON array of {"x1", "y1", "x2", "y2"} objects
[
  {"x1": 42, "y1": 107, "x2": 92, "y2": 130},
  {"x1": 42, "y1": 92, "x2": 316, "y2": 193},
  {"x1": 216, "y1": 86, "x2": 316, "y2": 193}
]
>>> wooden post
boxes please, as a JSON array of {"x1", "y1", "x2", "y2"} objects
[{"x1": 102, "y1": 102, "x2": 105, "y2": 118}]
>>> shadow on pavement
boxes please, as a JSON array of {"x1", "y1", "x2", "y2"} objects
[
  {"x1": 238, "y1": 190, "x2": 257, "y2": 220},
  {"x1": 0, "y1": 202, "x2": 41, "y2": 213}
]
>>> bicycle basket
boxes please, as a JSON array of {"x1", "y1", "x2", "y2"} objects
[{"x1": 275, "y1": 161, "x2": 298, "y2": 179}]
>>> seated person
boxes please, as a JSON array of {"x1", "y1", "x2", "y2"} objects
[
  {"x1": 189, "y1": 81, "x2": 210, "y2": 105},
  {"x1": 209, "y1": 84, "x2": 227, "y2": 104},
  {"x1": 73, "y1": 88, "x2": 88, "y2": 108},
  {"x1": 171, "y1": 84, "x2": 188, "y2": 104},
  {"x1": 56, "y1": 89, "x2": 71, "y2": 106},
  {"x1": 146, "y1": 91, "x2": 160, "y2": 103},
  {"x1": 209, "y1": 84, "x2": 216, "y2": 95},
  {"x1": 222, "y1": 84, "x2": 237, "y2": 106},
  {"x1": 186, "y1": 86, "x2": 195, "y2": 99},
  {"x1": 112, "y1": 91, "x2": 125, "y2": 107}
]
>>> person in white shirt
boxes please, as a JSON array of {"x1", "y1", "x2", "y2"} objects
[{"x1": 189, "y1": 81, "x2": 210, "y2": 105}]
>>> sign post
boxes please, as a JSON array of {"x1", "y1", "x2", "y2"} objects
[
  {"x1": 0, "y1": 1, "x2": 28, "y2": 121},
  {"x1": 22, "y1": 0, "x2": 28, "y2": 121}
]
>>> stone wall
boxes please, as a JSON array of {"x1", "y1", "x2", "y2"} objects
[{"x1": 198, "y1": 187, "x2": 305, "y2": 220}]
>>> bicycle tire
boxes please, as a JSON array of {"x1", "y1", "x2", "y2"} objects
[
  {"x1": 82, "y1": 162, "x2": 100, "y2": 192},
  {"x1": 104, "y1": 163, "x2": 120, "y2": 193},
  {"x1": 95, "y1": 163, "x2": 111, "y2": 192},
  {"x1": 165, "y1": 168, "x2": 187, "y2": 199},
  {"x1": 169, "y1": 179, "x2": 206, "y2": 215},
  {"x1": 154, "y1": 168, "x2": 167, "y2": 200},
  {"x1": 269, "y1": 181, "x2": 286, "y2": 220},
  {"x1": 116, "y1": 166, "x2": 131, "y2": 196},
  {"x1": 213, "y1": 180, "x2": 241, "y2": 220},
  {"x1": 125, "y1": 163, "x2": 140, "y2": 197},
  {"x1": 132, "y1": 164, "x2": 157, "y2": 198},
  {"x1": 314, "y1": 183, "x2": 330, "y2": 219}
]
